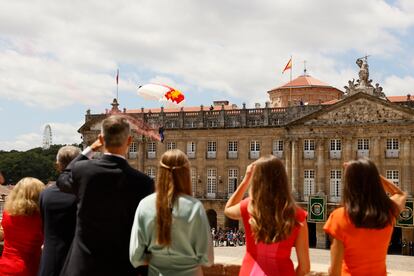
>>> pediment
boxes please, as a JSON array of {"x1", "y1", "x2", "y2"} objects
[{"x1": 290, "y1": 93, "x2": 414, "y2": 127}]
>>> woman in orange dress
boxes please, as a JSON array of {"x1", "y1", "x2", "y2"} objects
[
  {"x1": 324, "y1": 159, "x2": 407, "y2": 276},
  {"x1": 225, "y1": 155, "x2": 310, "y2": 276},
  {"x1": 0, "y1": 177, "x2": 45, "y2": 276}
]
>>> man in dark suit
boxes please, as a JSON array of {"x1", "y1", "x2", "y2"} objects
[
  {"x1": 39, "y1": 145, "x2": 81, "y2": 276},
  {"x1": 57, "y1": 115, "x2": 154, "y2": 276}
]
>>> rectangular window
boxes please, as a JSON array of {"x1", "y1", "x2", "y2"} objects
[
  {"x1": 191, "y1": 167, "x2": 197, "y2": 196},
  {"x1": 304, "y1": 139, "x2": 315, "y2": 151},
  {"x1": 330, "y1": 139, "x2": 342, "y2": 159},
  {"x1": 228, "y1": 168, "x2": 238, "y2": 195},
  {"x1": 386, "y1": 138, "x2": 399, "y2": 158},
  {"x1": 273, "y1": 140, "x2": 284, "y2": 151},
  {"x1": 129, "y1": 142, "x2": 137, "y2": 153},
  {"x1": 146, "y1": 167, "x2": 156, "y2": 180},
  {"x1": 386, "y1": 138, "x2": 399, "y2": 150},
  {"x1": 330, "y1": 170, "x2": 342, "y2": 202},
  {"x1": 250, "y1": 141, "x2": 260, "y2": 159},
  {"x1": 386, "y1": 170, "x2": 400, "y2": 187},
  {"x1": 357, "y1": 138, "x2": 369, "y2": 150},
  {"x1": 207, "y1": 141, "x2": 217, "y2": 152},
  {"x1": 147, "y1": 142, "x2": 156, "y2": 159},
  {"x1": 303, "y1": 170, "x2": 315, "y2": 201},
  {"x1": 330, "y1": 139, "x2": 341, "y2": 151},
  {"x1": 228, "y1": 141, "x2": 238, "y2": 159},
  {"x1": 166, "y1": 142, "x2": 176, "y2": 150},
  {"x1": 207, "y1": 168, "x2": 217, "y2": 198},
  {"x1": 228, "y1": 141, "x2": 238, "y2": 152},
  {"x1": 187, "y1": 142, "x2": 196, "y2": 158}
]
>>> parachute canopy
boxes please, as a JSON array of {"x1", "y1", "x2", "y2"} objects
[{"x1": 137, "y1": 83, "x2": 185, "y2": 107}]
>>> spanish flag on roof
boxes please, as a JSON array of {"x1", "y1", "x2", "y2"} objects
[{"x1": 282, "y1": 58, "x2": 292, "y2": 74}]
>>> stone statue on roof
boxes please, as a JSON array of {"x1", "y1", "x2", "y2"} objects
[{"x1": 343, "y1": 56, "x2": 386, "y2": 99}]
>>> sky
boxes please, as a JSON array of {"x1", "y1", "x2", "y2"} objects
[{"x1": 1, "y1": 0, "x2": 414, "y2": 151}]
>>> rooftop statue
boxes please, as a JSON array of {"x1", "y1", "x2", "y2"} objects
[{"x1": 344, "y1": 56, "x2": 386, "y2": 99}]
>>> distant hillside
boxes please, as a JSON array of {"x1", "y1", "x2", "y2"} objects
[{"x1": 0, "y1": 144, "x2": 81, "y2": 185}]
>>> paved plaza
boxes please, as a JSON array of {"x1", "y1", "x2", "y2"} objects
[{"x1": 214, "y1": 246, "x2": 414, "y2": 275}]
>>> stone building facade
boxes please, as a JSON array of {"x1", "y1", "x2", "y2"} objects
[{"x1": 78, "y1": 61, "x2": 414, "y2": 252}]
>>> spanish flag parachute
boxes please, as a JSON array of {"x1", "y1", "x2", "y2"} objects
[{"x1": 137, "y1": 83, "x2": 185, "y2": 107}]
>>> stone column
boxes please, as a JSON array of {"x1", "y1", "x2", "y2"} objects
[
  {"x1": 343, "y1": 137, "x2": 352, "y2": 162},
  {"x1": 137, "y1": 141, "x2": 144, "y2": 172},
  {"x1": 372, "y1": 137, "x2": 382, "y2": 170},
  {"x1": 285, "y1": 140, "x2": 292, "y2": 190},
  {"x1": 316, "y1": 222, "x2": 328, "y2": 249},
  {"x1": 402, "y1": 137, "x2": 412, "y2": 194},
  {"x1": 316, "y1": 139, "x2": 326, "y2": 195},
  {"x1": 291, "y1": 139, "x2": 299, "y2": 199}
]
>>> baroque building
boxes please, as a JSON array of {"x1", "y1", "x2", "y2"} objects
[{"x1": 78, "y1": 58, "x2": 414, "y2": 252}]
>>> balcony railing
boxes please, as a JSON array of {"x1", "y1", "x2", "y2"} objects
[
  {"x1": 385, "y1": 149, "x2": 399, "y2": 158},
  {"x1": 250, "y1": 151, "x2": 260, "y2": 159},
  {"x1": 206, "y1": 151, "x2": 217, "y2": 159},
  {"x1": 227, "y1": 151, "x2": 238, "y2": 159},
  {"x1": 304, "y1": 150, "x2": 315, "y2": 159},
  {"x1": 147, "y1": 152, "x2": 156, "y2": 159},
  {"x1": 357, "y1": 150, "x2": 369, "y2": 158},
  {"x1": 187, "y1": 151, "x2": 196, "y2": 159},
  {"x1": 330, "y1": 150, "x2": 341, "y2": 159},
  {"x1": 128, "y1": 152, "x2": 137, "y2": 159},
  {"x1": 273, "y1": 150, "x2": 283, "y2": 159}
]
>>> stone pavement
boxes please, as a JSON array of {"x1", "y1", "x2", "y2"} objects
[{"x1": 214, "y1": 246, "x2": 414, "y2": 275}]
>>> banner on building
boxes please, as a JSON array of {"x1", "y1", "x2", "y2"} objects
[
  {"x1": 307, "y1": 195, "x2": 327, "y2": 222},
  {"x1": 396, "y1": 199, "x2": 413, "y2": 228}
]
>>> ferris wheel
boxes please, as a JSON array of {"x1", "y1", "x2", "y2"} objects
[{"x1": 43, "y1": 124, "x2": 52, "y2": 149}]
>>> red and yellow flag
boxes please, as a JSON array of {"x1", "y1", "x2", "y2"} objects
[{"x1": 282, "y1": 58, "x2": 292, "y2": 74}]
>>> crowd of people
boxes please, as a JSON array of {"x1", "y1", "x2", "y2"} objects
[
  {"x1": 0, "y1": 114, "x2": 408, "y2": 276},
  {"x1": 211, "y1": 228, "x2": 245, "y2": 247}
]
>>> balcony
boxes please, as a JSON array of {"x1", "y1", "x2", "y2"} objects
[
  {"x1": 206, "y1": 192, "x2": 216, "y2": 199},
  {"x1": 386, "y1": 149, "x2": 399, "y2": 158},
  {"x1": 206, "y1": 151, "x2": 216, "y2": 159},
  {"x1": 304, "y1": 150, "x2": 315, "y2": 159},
  {"x1": 250, "y1": 151, "x2": 260, "y2": 159},
  {"x1": 330, "y1": 150, "x2": 341, "y2": 159},
  {"x1": 227, "y1": 151, "x2": 238, "y2": 159},
  {"x1": 147, "y1": 152, "x2": 156, "y2": 159},
  {"x1": 330, "y1": 196, "x2": 341, "y2": 203},
  {"x1": 128, "y1": 152, "x2": 137, "y2": 159},
  {"x1": 187, "y1": 151, "x2": 195, "y2": 159},
  {"x1": 357, "y1": 150, "x2": 369, "y2": 158},
  {"x1": 273, "y1": 150, "x2": 283, "y2": 159}
]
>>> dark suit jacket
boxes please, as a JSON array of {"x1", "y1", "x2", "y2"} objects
[
  {"x1": 38, "y1": 184, "x2": 77, "y2": 276},
  {"x1": 56, "y1": 154, "x2": 154, "y2": 276}
]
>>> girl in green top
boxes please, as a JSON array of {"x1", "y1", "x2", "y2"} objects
[{"x1": 130, "y1": 149, "x2": 213, "y2": 276}]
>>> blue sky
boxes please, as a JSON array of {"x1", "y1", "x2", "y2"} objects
[{"x1": 1, "y1": 0, "x2": 414, "y2": 150}]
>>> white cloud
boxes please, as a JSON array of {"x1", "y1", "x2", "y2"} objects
[
  {"x1": 0, "y1": 122, "x2": 82, "y2": 151},
  {"x1": 0, "y1": 0, "x2": 413, "y2": 108},
  {"x1": 383, "y1": 75, "x2": 414, "y2": 96}
]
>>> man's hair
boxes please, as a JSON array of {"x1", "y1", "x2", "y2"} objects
[
  {"x1": 56, "y1": 146, "x2": 81, "y2": 170},
  {"x1": 101, "y1": 115, "x2": 130, "y2": 147}
]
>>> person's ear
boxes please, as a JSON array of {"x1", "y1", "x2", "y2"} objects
[
  {"x1": 127, "y1": 136, "x2": 132, "y2": 146},
  {"x1": 98, "y1": 134, "x2": 105, "y2": 145}
]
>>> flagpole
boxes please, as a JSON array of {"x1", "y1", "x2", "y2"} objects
[
  {"x1": 289, "y1": 55, "x2": 292, "y2": 106},
  {"x1": 116, "y1": 69, "x2": 119, "y2": 102}
]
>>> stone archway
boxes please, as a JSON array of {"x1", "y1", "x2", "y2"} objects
[
  {"x1": 307, "y1": 222, "x2": 317, "y2": 248},
  {"x1": 206, "y1": 209, "x2": 217, "y2": 229}
]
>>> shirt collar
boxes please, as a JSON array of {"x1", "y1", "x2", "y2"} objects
[{"x1": 104, "y1": 152, "x2": 126, "y2": 160}]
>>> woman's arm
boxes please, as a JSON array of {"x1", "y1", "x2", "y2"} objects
[
  {"x1": 294, "y1": 222, "x2": 310, "y2": 276},
  {"x1": 380, "y1": 176, "x2": 407, "y2": 211},
  {"x1": 224, "y1": 164, "x2": 255, "y2": 220},
  {"x1": 328, "y1": 238, "x2": 344, "y2": 276}
]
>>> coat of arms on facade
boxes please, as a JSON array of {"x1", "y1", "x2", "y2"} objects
[{"x1": 344, "y1": 56, "x2": 386, "y2": 99}]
